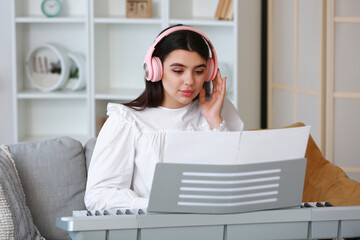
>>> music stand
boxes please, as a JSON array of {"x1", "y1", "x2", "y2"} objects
[{"x1": 148, "y1": 158, "x2": 306, "y2": 214}]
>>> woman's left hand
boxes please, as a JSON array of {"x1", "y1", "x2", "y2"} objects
[{"x1": 199, "y1": 69, "x2": 226, "y2": 129}]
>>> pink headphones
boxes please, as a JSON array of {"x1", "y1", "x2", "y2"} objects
[{"x1": 143, "y1": 25, "x2": 218, "y2": 82}]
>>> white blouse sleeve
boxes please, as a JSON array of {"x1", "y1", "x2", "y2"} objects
[
  {"x1": 212, "y1": 98, "x2": 244, "y2": 131},
  {"x1": 84, "y1": 104, "x2": 147, "y2": 210}
]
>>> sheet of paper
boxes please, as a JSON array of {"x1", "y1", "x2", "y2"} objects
[
  {"x1": 163, "y1": 131, "x2": 242, "y2": 165},
  {"x1": 162, "y1": 126, "x2": 311, "y2": 165},
  {"x1": 237, "y1": 126, "x2": 311, "y2": 163}
]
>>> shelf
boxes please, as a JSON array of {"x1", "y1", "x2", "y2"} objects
[
  {"x1": 15, "y1": 17, "x2": 87, "y2": 23},
  {"x1": 17, "y1": 98, "x2": 90, "y2": 144},
  {"x1": 93, "y1": 18, "x2": 233, "y2": 26},
  {"x1": 95, "y1": 88, "x2": 144, "y2": 101},
  {"x1": 94, "y1": 17, "x2": 162, "y2": 24},
  {"x1": 17, "y1": 89, "x2": 88, "y2": 99},
  {"x1": 169, "y1": 18, "x2": 234, "y2": 27}
]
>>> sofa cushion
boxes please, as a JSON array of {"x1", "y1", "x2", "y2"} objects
[
  {"x1": 84, "y1": 137, "x2": 96, "y2": 172},
  {"x1": 0, "y1": 145, "x2": 44, "y2": 240},
  {"x1": 284, "y1": 122, "x2": 360, "y2": 206},
  {"x1": 9, "y1": 137, "x2": 87, "y2": 240}
]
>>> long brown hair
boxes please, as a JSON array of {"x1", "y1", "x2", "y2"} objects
[{"x1": 124, "y1": 25, "x2": 212, "y2": 110}]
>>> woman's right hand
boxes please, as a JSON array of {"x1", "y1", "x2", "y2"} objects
[{"x1": 199, "y1": 69, "x2": 226, "y2": 129}]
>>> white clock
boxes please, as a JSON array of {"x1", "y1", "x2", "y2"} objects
[{"x1": 41, "y1": 0, "x2": 62, "y2": 18}]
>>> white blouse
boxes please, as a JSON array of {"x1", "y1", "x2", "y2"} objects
[{"x1": 84, "y1": 98, "x2": 244, "y2": 211}]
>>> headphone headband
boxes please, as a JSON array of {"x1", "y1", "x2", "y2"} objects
[{"x1": 143, "y1": 26, "x2": 218, "y2": 82}]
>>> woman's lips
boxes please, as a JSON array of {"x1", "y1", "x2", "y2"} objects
[{"x1": 180, "y1": 89, "x2": 194, "y2": 97}]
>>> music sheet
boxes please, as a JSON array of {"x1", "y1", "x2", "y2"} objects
[{"x1": 163, "y1": 126, "x2": 310, "y2": 164}]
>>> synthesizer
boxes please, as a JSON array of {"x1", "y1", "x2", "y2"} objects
[{"x1": 56, "y1": 202, "x2": 360, "y2": 240}]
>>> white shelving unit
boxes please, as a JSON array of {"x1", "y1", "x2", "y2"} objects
[
  {"x1": 11, "y1": 0, "x2": 240, "y2": 143},
  {"x1": 11, "y1": 0, "x2": 91, "y2": 144}
]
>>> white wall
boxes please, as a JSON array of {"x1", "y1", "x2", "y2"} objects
[
  {"x1": 238, "y1": 0, "x2": 262, "y2": 130},
  {"x1": 0, "y1": 0, "x2": 14, "y2": 144}
]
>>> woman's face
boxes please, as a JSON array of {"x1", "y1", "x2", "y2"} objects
[{"x1": 161, "y1": 49, "x2": 207, "y2": 109}]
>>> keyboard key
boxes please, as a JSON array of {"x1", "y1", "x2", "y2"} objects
[
  {"x1": 325, "y1": 202, "x2": 333, "y2": 207},
  {"x1": 304, "y1": 202, "x2": 313, "y2": 208},
  {"x1": 138, "y1": 209, "x2": 146, "y2": 215}
]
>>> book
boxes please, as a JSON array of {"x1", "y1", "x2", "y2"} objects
[
  {"x1": 220, "y1": 0, "x2": 230, "y2": 19},
  {"x1": 224, "y1": 0, "x2": 234, "y2": 20},
  {"x1": 215, "y1": 0, "x2": 224, "y2": 18},
  {"x1": 215, "y1": 0, "x2": 233, "y2": 21}
]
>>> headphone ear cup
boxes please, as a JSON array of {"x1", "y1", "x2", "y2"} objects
[
  {"x1": 144, "y1": 61, "x2": 152, "y2": 81},
  {"x1": 150, "y1": 57, "x2": 163, "y2": 82},
  {"x1": 206, "y1": 58, "x2": 215, "y2": 82}
]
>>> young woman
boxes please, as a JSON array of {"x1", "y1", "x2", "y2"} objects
[{"x1": 85, "y1": 25, "x2": 244, "y2": 211}]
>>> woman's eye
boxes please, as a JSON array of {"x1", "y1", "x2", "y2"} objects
[
  {"x1": 195, "y1": 70, "x2": 205, "y2": 74},
  {"x1": 173, "y1": 69, "x2": 183, "y2": 74}
]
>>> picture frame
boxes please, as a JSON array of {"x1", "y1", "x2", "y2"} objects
[{"x1": 26, "y1": 43, "x2": 70, "y2": 92}]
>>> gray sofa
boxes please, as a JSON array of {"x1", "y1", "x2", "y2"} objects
[{"x1": 0, "y1": 136, "x2": 96, "y2": 240}]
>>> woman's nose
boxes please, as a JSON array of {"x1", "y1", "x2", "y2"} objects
[{"x1": 184, "y1": 72, "x2": 194, "y2": 85}]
